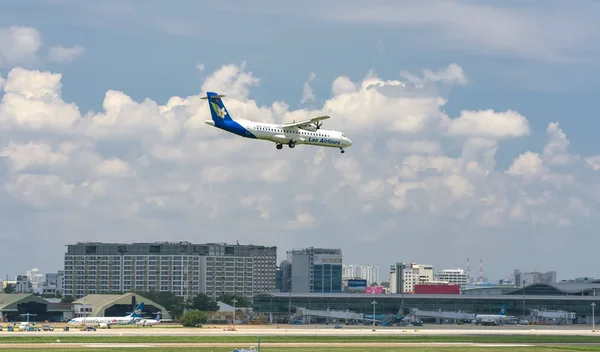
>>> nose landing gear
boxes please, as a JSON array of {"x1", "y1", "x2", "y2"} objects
[
  {"x1": 340, "y1": 148, "x2": 345, "y2": 153},
  {"x1": 276, "y1": 144, "x2": 283, "y2": 150}
]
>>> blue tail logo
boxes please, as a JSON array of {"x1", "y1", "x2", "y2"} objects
[
  {"x1": 131, "y1": 302, "x2": 144, "y2": 318},
  {"x1": 499, "y1": 304, "x2": 506, "y2": 316},
  {"x1": 203, "y1": 92, "x2": 232, "y2": 122}
]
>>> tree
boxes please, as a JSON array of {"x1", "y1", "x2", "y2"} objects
[
  {"x1": 180, "y1": 310, "x2": 208, "y2": 327},
  {"x1": 61, "y1": 295, "x2": 75, "y2": 303},
  {"x1": 190, "y1": 293, "x2": 219, "y2": 311},
  {"x1": 217, "y1": 293, "x2": 251, "y2": 308},
  {"x1": 2, "y1": 283, "x2": 15, "y2": 294},
  {"x1": 380, "y1": 282, "x2": 390, "y2": 288}
]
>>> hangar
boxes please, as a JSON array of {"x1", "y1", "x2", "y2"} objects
[
  {"x1": 0, "y1": 293, "x2": 71, "y2": 322},
  {"x1": 73, "y1": 293, "x2": 172, "y2": 320}
]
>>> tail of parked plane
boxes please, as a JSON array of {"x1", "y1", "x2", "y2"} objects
[
  {"x1": 499, "y1": 304, "x2": 507, "y2": 316},
  {"x1": 155, "y1": 311, "x2": 161, "y2": 321},
  {"x1": 201, "y1": 92, "x2": 233, "y2": 123},
  {"x1": 129, "y1": 302, "x2": 144, "y2": 318}
]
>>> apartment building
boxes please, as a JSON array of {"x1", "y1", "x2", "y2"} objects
[{"x1": 63, "y1": 242, "x2": 277, "y2": 299}]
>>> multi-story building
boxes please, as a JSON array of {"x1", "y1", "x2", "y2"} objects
[
  {"x1": 42, "y1": 271, "x2": 64, "y2": 296},
  {"x1": 436, "y1": 268, "x2": 469, "y2": 286},
  {"x1": 342, "y1": 265, "x2": 379, "y2": 285},
  {"x1": 389, "y1": 262, "x2": 434, "y2": 293},
  {"x1": 63, "y1": 242, "x2": 277, "y2": 299},
  {"x1": 15, "y1": 275, "x2": 32, "y2": 293},
  {"x1": 280, "y1": 247, "x2": 342, "y2": 293},
  {"x1": 514, "y1": 270, "x2": 557, "y2": 287}
]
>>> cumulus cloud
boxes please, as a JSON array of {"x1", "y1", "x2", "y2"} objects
[
  {"x1": 0, "y1": 25, "x2": 85, "y2": 67},
  {"x1": 48, "y1": 45, "x2": 85, "y2": 63},
  {"x1": 301, "y1": 72, "x2": 316, "y2": 104},
  {"x1": 0, "y1": 61, "x2": 599, "y2": 279},
  {"x1": 0, "y1": 26, "x2": 42, "y2": 67}
]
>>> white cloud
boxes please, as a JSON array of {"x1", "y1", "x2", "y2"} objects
[
  {"x1": 401, "y1": 63, "x2": 468, "y2": 88},
  {"x1": 319, "y1": 0, "x2": 600, "y2": 63},
  {"x1": 48, "y1": 45, "x2": 85, "y2": 63},
  {"x1": 200, "y1": 61, "x2": 259, "y2": 100},
  {"x1": 585, "y1": 156, "x2": 600, "y2": 171},
  {"x1": 444, "y1": 109, "x2": 530, "y2": 139},
  {"x1": 0, "y1": 26, "x2": 85, "y2": 67},
  {"x1": 301, "y1": 72, "x2": 316, "y2": 104},
  {"x1": 0, "y1": 26, "x2": 42, "y2": 67},
  {"x1": 507, "y1": 151, "x2": 543, "y2": 178},
  {"x1": 332, "y1": 76, "x2": 357, "y2": 96},
  {"x1": 0, "y1": 62, "x2": 599, "y2": 280}
]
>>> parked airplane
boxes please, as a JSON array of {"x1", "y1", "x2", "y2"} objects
[
  {"x1": 202, "y1": 92, "x2": 353, "y2": 153},
  {"x1": 475, "y1": 304, "x2": 509, "y2": 326},
  {"x1": 135, "y1": 311, "x2": 161, "y2": 327},
  {"x1": 67, "y1": 302, "x2": 145, "y2": 328}
]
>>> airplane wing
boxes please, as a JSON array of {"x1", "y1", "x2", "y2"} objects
[{"x1": 278, "y1": 115, "x2": 330, "y2": 129}]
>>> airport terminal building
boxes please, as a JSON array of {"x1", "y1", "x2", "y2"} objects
[{"x1": 253, "y1": 281, "x2": 600, "y2": 324}]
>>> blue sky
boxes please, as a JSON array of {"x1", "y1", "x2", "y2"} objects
[{"x1": 1, "y1": 0, "x2": 600, "y2": 283}]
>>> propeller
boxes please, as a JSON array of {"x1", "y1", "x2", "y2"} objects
[{"x1": 315, "y1": 121, "x2": 323, "y2": 130}]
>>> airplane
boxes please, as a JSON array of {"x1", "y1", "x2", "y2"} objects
[
  {"x1": 201, "y1": 92, "x2": 353, "y2": 153},
  {"x1": 135, "y1": 311, "x2": 161, "y2": 327},
  {"x1": 67, "y1": 302, "x2": 145, "y2": 329},
  {"x1": 475, "y1": 304, "x2": 510, "y2": 326}
]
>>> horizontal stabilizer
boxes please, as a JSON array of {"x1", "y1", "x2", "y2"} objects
[{"x1": 200, "y1": 94, "x2": 226, "y2": 100}]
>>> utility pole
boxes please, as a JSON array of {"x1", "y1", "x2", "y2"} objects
[
  {"x1": 401, "y1": 278, "x2": 405, "y2": 314},
  {"x1": 371, "y1": 301, "x2": 377, "y2": 330},
  {"x1": 522, "y1": 280, "x2": 527, "y2": 318},
  {"x1": 592, "y1": 303, "x2": 596, "y2": 331},
  {"x1": 288, "y1": 289, "x2": 292, "y2": 320},
  {"x1": 232, "y1": 299, "x2": 238, "y2": 330}
]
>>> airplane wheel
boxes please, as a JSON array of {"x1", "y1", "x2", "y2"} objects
[
  {"x1": 340, "y1": 148, "x2": 345, "y2": 153},
  {"x1": 276, "y1": 144, "x2": 283, "y2": 150},
  {"x1": 288, "y1": 141, "x2": 295, "y2": 148}
]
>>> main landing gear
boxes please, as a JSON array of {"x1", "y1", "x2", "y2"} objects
[{"x1": 276, "y1": 140, "x2": 296, "y2": 150}]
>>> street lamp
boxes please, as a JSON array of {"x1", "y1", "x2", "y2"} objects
[
  {"x1": 401, "y1": 278, "x2": 405, "y2": 315},
  {"x1": 522, "y1": 280, "x2": 527, "y2": 318},
  {"x1": 592, "y1": 303, "x2": 596, "y2": 331},
  {"x1": 232, "y1": 299, "x2": 238, "y2": 330},
  {"x1": 371, "y1": 301, "x2": 378, "y2": 330}
]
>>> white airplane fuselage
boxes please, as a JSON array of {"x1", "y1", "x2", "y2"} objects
[
  {"x1": 205, "y1": 118, "x2": 352, "y2": 150},
  {"x1": 68, "y1": 316, "x2": 135, "y2": 327},
  {"x1": 135, "y1": 318, "x2": 160, "y2": 327}
]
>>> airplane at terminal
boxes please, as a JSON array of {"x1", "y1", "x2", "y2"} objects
[
  {"x1": 475, "y1": 304, "x2": 510, "y2": 326},
  {"x1": 135, "y1": 311, "x2": 161, "y2": 327},
  {"x1": 67, "y1": 302, "x2": 145, "y2": 328},
  {"x1": 202, "y1": 92, "x2": 353, "y2": 153}
]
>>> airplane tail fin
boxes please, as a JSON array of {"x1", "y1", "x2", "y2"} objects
[
  {"x1": 155, "y1": 311, "x2": 161, "y2": 321},
  {"x1": 499, "y1": 304, "x2": 507, "y2": 316},
  {"x1": 130, "y1": 302, "x2": 144, "y2": 318},
  {"x1": 201, "y1": 92, "x2": 233, "y2": 123}
]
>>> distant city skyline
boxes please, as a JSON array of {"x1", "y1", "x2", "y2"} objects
[{"x1": 3, "y1": 253, "x2": 584, "y2": 287}]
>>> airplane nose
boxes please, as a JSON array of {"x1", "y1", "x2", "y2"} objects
[{"x1": 346, "y1": 138, "x2": 352, "y2": 146}]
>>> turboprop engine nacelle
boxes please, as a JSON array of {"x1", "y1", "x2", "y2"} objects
[{"x1": 300, "y1": 123, "x2": 318, "y2": 132}]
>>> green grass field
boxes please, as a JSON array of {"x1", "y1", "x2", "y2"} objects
[
  {"x1": 1, "y1": 335, "x2": 600, "y2": 344},
  {"x1": 3, "y1": 348, "x2": 600, "y2": 352}
]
